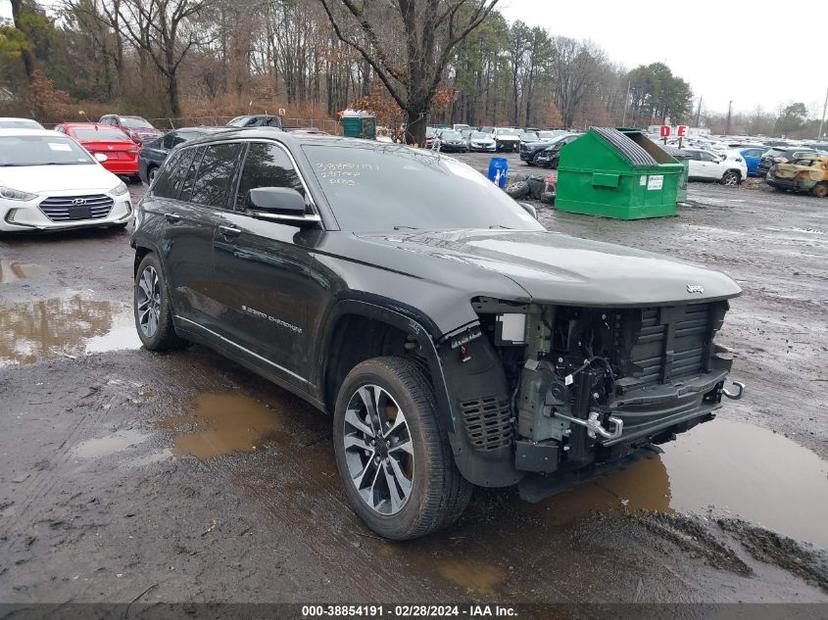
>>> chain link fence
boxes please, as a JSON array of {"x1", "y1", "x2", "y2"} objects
[{"x1": 145, "y1": 116, "x2": 341, "y2": 134}]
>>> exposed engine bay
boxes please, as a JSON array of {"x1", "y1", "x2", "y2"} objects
[{"x1": 463, "y1": 297, "x2": 743, "y2": 497}]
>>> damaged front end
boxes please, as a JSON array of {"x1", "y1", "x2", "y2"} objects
[{"x1": 439, "y1": 297, "x2": 743, "y2": 500}]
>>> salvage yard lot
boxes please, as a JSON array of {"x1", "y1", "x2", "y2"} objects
[{"x1": 1, "y1": 155, "x2": 826, "y2": 606}]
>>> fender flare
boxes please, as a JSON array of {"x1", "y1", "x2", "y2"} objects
[{"x1": 316, "y1": 298, "x2": 457, "y2": 434}]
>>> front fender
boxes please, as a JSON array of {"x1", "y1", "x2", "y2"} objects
[{"x1": 317, "y1": 298, "x2": 523, "y2": 488}]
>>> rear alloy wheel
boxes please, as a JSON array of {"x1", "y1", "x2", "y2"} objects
[
  {"x1": 721, "y1": 170, "x2": 740, "y2": 186},
  {"x1": 333, "y1": 357, "x2": 472, "y2": 540},
  {"x1": 147, "y1": 167, "x2": 158, "y2": 185},
  {"x1": 812, "y1": 183, "x2": 828, "y2": 198},
  {"x1": 133, "y1": 253, "x2": 185, "y2": 351}
]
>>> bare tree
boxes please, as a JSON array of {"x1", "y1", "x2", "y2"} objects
[
  {"x1": 549, "y1": 36, "x2": 599, "y2": 127},
  {"x1": 113, "y1": 0, "x2": 211, "y2": 116},
  {"x1": 319, "y1": 0, "x2": 499, "y2": 145}
]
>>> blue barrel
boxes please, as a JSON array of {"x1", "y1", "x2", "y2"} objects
[{"x1": 487, "y1": 157, "x2": 508, "y2": 188}]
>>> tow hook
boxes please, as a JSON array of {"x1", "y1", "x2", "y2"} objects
[
  {"x1": 553, "y1": 411, "x2": 624, "y2": 441},
  {"x1": 723, "y1": 381, "x2": 745, "y2": 400}
]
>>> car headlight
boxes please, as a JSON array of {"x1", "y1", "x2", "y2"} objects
[
  {"x1": 110, "y1": 181, "x2": 128, "y2": 197},
  {"x1": 0, "y1": 186, "x2": 37, "y2": 201}
]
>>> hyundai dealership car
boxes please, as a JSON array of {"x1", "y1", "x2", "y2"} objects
[{"x1": 0, "y1": 129, "x2": 132, "y2": 232}]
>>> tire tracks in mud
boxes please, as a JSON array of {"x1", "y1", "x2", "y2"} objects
[{"x1": 1, "y1": 376, "x2": 110, "y2": 555}]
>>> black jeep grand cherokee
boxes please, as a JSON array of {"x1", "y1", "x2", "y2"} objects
[{"x1": 132, "y1": 130, "x2": 743, "y2": 540}]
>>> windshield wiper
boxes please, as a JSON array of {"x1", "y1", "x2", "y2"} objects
[
  {"x1": 393, "y1": 225, "x2": 421, "y2": 231},
  {"x1": 488, "y1": 224, "x2": 514, "y2": 230}
]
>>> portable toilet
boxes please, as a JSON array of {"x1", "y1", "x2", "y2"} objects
[
  {"x1": 340, "y1": 109, "x2": 377, "y2": 140},
  {"x1": 555, "y1": 127, "x2": 683, "y2": 219}
]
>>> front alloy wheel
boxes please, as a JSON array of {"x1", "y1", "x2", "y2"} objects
[
  {"x1": 343, "y1": 385, "x2": 414, "y2": 515},
  {"x1": 333, "y1": 357, "x2": 472, "y2": 540}
]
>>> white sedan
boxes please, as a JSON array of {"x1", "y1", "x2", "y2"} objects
[
  {"x1": 0, "y1": 129, "x2": 132, "y2": 232},
  {"x1": 682, "y1": 148, "x2": 748, "y2": 186}
]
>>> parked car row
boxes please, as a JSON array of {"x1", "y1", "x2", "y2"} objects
[{"x1": 425, "y1": 125, "x2": 575, "y2": 153}]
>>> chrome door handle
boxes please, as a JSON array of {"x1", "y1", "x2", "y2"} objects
[
  {"x1": 164, "y1": 213, "x2": 181, "y2": 223},
  {"x1": 218, "y1": 225, "x2": 241, "y2": 239}
]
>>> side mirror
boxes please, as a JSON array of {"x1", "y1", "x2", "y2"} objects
[
  {"x1": 519, "y1": 202, "x2": 538, "y2": 219},
  {"x1": 247, "y1": 187, "x2": 320, "y2": 227},
  {"x1": 94, "y1": 152, "x2": 108, "y2": 163}
]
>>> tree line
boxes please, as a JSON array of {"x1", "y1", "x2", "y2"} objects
[{"x1": 1, "y1": 0, "x2": 819, "y2": 141}]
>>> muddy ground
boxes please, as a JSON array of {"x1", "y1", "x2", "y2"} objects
[{"x1": 1, "y1": 159, "x2": 826, "y2": 609}]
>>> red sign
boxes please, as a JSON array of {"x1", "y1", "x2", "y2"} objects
[
  {"x1": 676, "y1": 125, "x2": 688, "y2": 137},
  {"x1": 278, "y1": 108, "x2": 286, "y2": 116},
  {"x1": 659, "y1": 125, "x2": 671, "y2": 138}
]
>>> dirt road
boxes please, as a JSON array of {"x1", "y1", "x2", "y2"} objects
[{"x1": 1, "y1": 168, "x2": 826, "y2": 608}]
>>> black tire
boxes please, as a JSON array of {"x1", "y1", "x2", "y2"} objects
[
  {"x1": 333, "y1": 357, "x2": 472, "y2": 540},
  {"x1": 505, "y1": 180, "x2": 530, "y2": 199},
  {"x1": 146, "y1": 166, "x2": 158, "y2": 185},
  {"x1": 812, "y1": 183, "x2": 828, "y2": 198},
  {"x1": 721, "y1": 170, "x2": 740, "y2": 186},
  {"x1": 133, "y1": 253, "x2": 185, "y2": 351}
]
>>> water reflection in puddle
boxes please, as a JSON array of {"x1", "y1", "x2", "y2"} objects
[
  {"x1": 72, "y1": 429, "x2": 150, "y2": 459},
  {"x1": 0, "y1": 294, "x2": 141, "y2": 365},
  {"x1": 0, "y1": 260, "x2": 47, "y2": 284},
  {"x1": 158, "y1": 393, "x2": 285, "y2": 459},
  {"x1": 437, "y1": 560, "x2": 505, "y2": 595},
  {"x1": 530, "y1": 418, "x2": 828, "y2": 546}
]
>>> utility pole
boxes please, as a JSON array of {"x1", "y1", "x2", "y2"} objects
[
  {"x1": 695, "y1": 96, "x2": 703, "y2": 127},
  {"x1": 725, "y1": 99, "x2": 733, "y2": 135},
  {"x1": 621, "y1": 79, "x2": 631, "y2": 127},
  {"x1": 818, "y1": 86, "x2": 828, "y2": 140}
]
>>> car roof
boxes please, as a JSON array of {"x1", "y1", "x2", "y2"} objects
[
  {"x1": 0, "y1": 117, "x2": 40, "y2": 122},
  {"x1": 0, "y1": 128, "x2": 64, "y2": 137},
  {"x1": 60, "y1": 122, "x2": 117, "y2": 129},
  {"x1": 180, "y1": 127, "x2": 438, "y2": 152},
  {"x1": 174, "y1": 126, "x2": 229, "y2": 133}
]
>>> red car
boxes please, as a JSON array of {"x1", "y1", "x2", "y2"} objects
[{"x1": 54, "y1": 123, "x2": 140, "y2": 181}]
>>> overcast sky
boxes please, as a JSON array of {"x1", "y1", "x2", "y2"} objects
[
  {"x1": 500, "y1": 0, "x2": 827, "y2": 116},
  {"x1": 2, "y1": 0, "x2": 825, "y2": 116}
]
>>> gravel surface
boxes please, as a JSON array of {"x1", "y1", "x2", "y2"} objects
[{"x1": 1, "y1": 166, "x2": 826, "y2": 606}]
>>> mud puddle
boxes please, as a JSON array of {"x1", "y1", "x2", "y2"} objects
[
  {"x1": 530, "y1": 418, "x2": 827, "y2": 547},
  {"x1": 0, "y1": 260, "x2": 47, "y2": 284},
  {"x1": 0, "y1": 293, "x2": 141, "y2": 366},
  {"x1": 157, "y1": 393, "x2": 287, "y2": 459}
]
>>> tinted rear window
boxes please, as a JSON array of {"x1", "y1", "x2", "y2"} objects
[
  {"x1": 153, "y1": 147, "x2": 198, "y2": 198},
  {"x1": 72, "y1": 128, "x2": 130, "y2": 142},
  {"x1": 188, "y1": 143, "x2": 243, "y2": 208}
]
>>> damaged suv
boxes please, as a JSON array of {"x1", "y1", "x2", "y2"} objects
[{"x1": 132, "y1": 131, "x2": 743, "y2": 540}]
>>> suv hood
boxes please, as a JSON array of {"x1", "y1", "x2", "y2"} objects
[{"x1": 356, "y1": 229, "x2": 741, "y2": 306}]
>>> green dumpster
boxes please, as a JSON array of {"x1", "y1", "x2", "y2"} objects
[
  {"x1": 555, "y1": 127, "x2": 683, "y2": 219},
  {"x1": 660, "y1": 144, "x2": 689, "y2": 203},
  {"x1": 341, "y1": 113, "x2": 377, "y2": 140}
]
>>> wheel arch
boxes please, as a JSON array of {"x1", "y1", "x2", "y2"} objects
[{"x1": 317, "y1": 300, "x2": 451, "y2": 423}]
